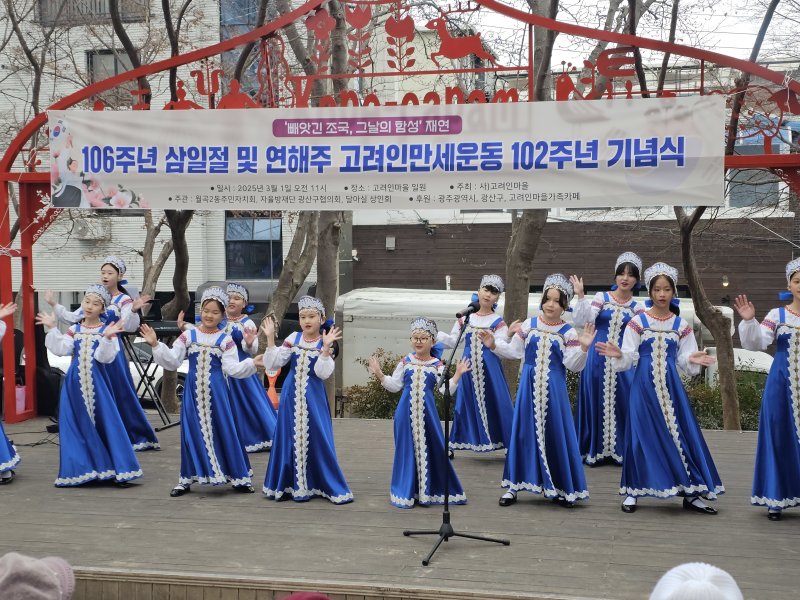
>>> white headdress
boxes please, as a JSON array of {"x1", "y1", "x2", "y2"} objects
[
  {"x1": 649, "y1": 562, "x2": 743, "y2": 600},
  {"x1": 480, "y1": 274, "x2": 505, "y2": 293},
  {"x1": 644, "y1": 262, "x2": 679, "y2": 289},
  {"x1": 615, "y1": 252, "x2": 642, "y2": 275},
  {"x1": 410, "y1": 317, "x2": 438, "y2": 337},
  {"x1": 786, "y1": 258, "x2": 800, "y2": 284},
  {"x1": 102, "y1": 255, "x2": 127, "y2": 275},
  {"x1": 84, "y1": 284, "x2": 112, "y2": 308},
  {"x1": 543, "y1": 273, "x2": 574, "y2": 303},
  {"x1": 226, "y1": 283, "x2": 249, "y2": 302},
  {"x1": 201, "y1": 286, "x2": 228, "y2": 308},
  {"x1": 298, "y1": 295, "x2": 325, "y2": 317}
]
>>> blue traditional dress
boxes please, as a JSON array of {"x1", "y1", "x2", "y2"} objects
[
  {"x1": 262, "y1": 332, "x2": 353, "y2": 504},
  {"x1": 152, "y1": 329, "x2": 255, "y2": 487},
  {"x1": 613, "y1": 313, "x2": 724, "y2": 500},
  {"x1": 573, "y1": 292, "x2": 644, "y2": 465},
  {"x1": 739, "y1": 307, "x2": 800, "y2": 511},
  {"x1": 380, "y1": 353, "x2": 467, "y2": 508},
  {"x1": 55, "y1": 296, "x2": 159, "y2": 450},
  {"x1": 493, "y1": 317, "x2": 590, "y2": 503},
  {"x1": 46, "y1": 322, "x2": 142, "y2": 486},
  {"x1": 437, "y1": 314, "x2": 513, "y2": 453},
  {"x1": 221, "y1": 315, "x2": 277, "y2": 452},
  {"x1": 0, "y1": 321, "x2": 21, "y2": 477}
]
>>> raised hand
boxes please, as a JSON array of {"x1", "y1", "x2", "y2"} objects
[
  {"x1": 455, "y1": 357, "x2": 471, "y2": 376},
  {"x1": 243, "y1": 327, "x2": 257, "y2": 347},
  {"x1": 139, "y1": 323, "x2": 158, "y2": 347},
  {"x1": 507, "y1": 320, "x2": 523, "y2": 336},
  {"x1": 733, "y1": 295, "x2": 756, "y2": 321},
  {"x1": 569, "y1": 275, "x2": 585, "y2": 299},
  {"x1": 595, "y1": 340, "x2": 622, "y2": 358},
  {"x1": 578, "y1": 322, "x2": 597, "y2": 352},
  {"x1": 322, "y1": 325, "x2": 342, "y2": 349},
  {"x1": 261, "y1": 316, "x2": 276, "y2": 342},
  {"x1": 367, "y1": 355, "x2": 383, "y2": 377},
  {"x1": 36, "y1": 311, "x2": 56, "y2": 329},
  {"x1": 176, "y1": 310, "x2": 186, "y2": 331},
  {"x1": 689, "y1": 350, "x2": 716, "y2": 367},
  {"x1": 132, "y1": 294, "x2": 152, "y2": 313},
  {"x1": 477, "y1": 329, "x2": 496, "y2": 349},
  {"x1": 0, "y1": 302, "x2": 17, "y2": 320},
  {"x1": 43, "y1": 290, "x2": 57, "y2": 307},
  {"x1": 103, "y1": 320, "x2": 125, "y2": 339}
]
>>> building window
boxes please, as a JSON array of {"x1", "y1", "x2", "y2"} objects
[
  {"x1": 225, "y1": 212, "x2": 283, "y2": 280},
  {"x1": 87, "y1": 49, "x2": 136, "y2": 107},
  {"x1": 37, "y1": 0, "x2": 148, "y2": 27}
]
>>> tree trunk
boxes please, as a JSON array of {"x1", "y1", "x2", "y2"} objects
[
  {"x1": 317, "y1": 211, "x2": 343, "y2": 412},
  {"x1": 675, "y1": 206, "x2": 741, "y2": 430},
  {"x1": 139, "y1": 211, "x2": 174, "y2": 299},
  {"x1": 502, "y1": 210, "x2": 548, "y2": 386},
  {"x1": 159, "y1": 210, "x2": 194, "y2": 414}
]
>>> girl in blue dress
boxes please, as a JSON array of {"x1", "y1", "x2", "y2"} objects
[
  {"x1": 571, "y1": 252, "x2": 645, "y2": 466},
  {"x1": 221, "y1": 283, "x2": 277, "y2": 452},
  {"x1": 437, "y1": 275, "x2": 513, "y2": 455},
  {"x1": 45, "y1": 256, "x2": 159, "y2": 451},
  {"x1": 142, "y1": 287, "x2": 261, "y2": 497},
  {"x1": 0, "y1": 302, "x2": 20, "y2": 485},
  {"x1": 484, "y1": 274, "x2": 595, "y2": 508},
  {"x1": 38, "y1": 286, "x2": 141, "y2": 487},
  {"x1": 735, "y1": 257, "x2": 800, "y2": 521},
  {"x1": 261, "y1": 296, "x2": 352, "y2": 504},
  {"x1": 369, "y1": 317, "x2": 470, "y2": 508},
  {"x1": 597, "y1": 263, "x2": 723, "y2": 515}
]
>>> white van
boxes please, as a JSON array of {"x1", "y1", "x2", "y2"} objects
[{"x1": 334, "y1": 287, "x2": 772, "y2": 397}]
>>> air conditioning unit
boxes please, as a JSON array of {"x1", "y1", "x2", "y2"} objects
[{"x1": 74, "y1": 217, "x2": 112, "y2": 240}]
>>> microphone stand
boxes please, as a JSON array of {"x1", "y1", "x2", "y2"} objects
[{"x1": 403, "y1": 310, "x2": 510, "y2": 566}]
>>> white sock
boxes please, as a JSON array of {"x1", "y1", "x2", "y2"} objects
[
  {"x1": 688, "y1": 497, "x2": 708, "y2": 509},
  {"x1": 768, "y1": 507, "x2": 782, "y2": 513},
  {"x1": 0, "y1": 471, "x2": 11, "y2": 480},
  {"x1": 622, "y1": 496, "x2": 637, "y2": 506},
  {"x1": 501, "y1": 491, "x2": 516, "y2": 499}
]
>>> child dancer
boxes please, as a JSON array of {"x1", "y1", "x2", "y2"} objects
[
  {"x1": 437, "y1": 275, "x2": 513, "y2": 455},
  {"x1": 141, "y1": 287, "x2": 260, "y2": 497},
  {"x1": 596, "y1": 263, "x2": 723, "y2": 514},
  {"x1": 369, "y1": 317, "x2": 470, "y2": 508},
  {"x1": 482, "y1": 275, "x2": 595, "y2": 508},
  {"x1": 37, "y1": 286, "x2": 141, "y2": 487},
  {"x1": 45, "y1": 256, "x2": 159, "y2": 451},
  {"x1": 571, "y1": 252, "x2": 645, "y2": 466},
  {"x1": 735, "y1": 257, "x2": 800, "y2": 521},
  {"x1": 221, "y1": 283, "x2": 277, "y2": 452},
  {"x1": 261, "y1": 296, "x2": 352, "y2": 504},
  {"x1": 0, "y1": 302, "x2": 20, "y2": 484}
]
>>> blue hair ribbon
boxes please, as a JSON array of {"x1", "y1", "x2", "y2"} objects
[
  {"x1": 119, "y1": 279, "x2": 128, "y2": 286},
  {"x1": 471, "y1": 292, "x2": 497, "y2": 311},
  {"x1": 611, "y1": 282, "x2": 642, "y2": 292},
  {"x1": 431, "y1": 342, "x2": 445, "y2": 360},
  {"x1": 320, "y1": 318, "x2": 334, "y2": 334},
  {"x1": 245, "y1": 304, "x2": 256, "y2": 314},
  {"x1": 779, "y1": 291, "x2": 793, "y2": 301},
  {"x1": 644, "y1": 298, "x2": 680, "y2": 309}
]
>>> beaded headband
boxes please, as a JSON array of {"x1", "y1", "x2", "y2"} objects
[
  {"x1": 298, "y1": 295, "x2": 325, "y2": 317},
  {"x1": 543, "y1": 273, "x2": 574, "y2": 303},
  {"x1": 644, "y1": 262, "x2": 679, "y2": 289},
  {"x1": 615, "y1": 251, "x2": 642, "y2": 274},
  {"x1": 102, "y1": 255, "x2": 126, "y2": 275},
  {"x1": 480, "y1": 274, "x2": 504, "y2": 293},
  {"x1": 226, "y1": 283, "x2": 249, "y2": 303},
  {"x1": 410, "y1": 317, "x2": 438, "y2": 337},
  {"x1": 201, "y1": 286, "x2": 229, "y2": 308},
  {"x1": 84, "y1": 284, "x2": 112, "y2": 308}
]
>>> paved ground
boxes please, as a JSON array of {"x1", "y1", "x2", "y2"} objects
[{"x1": 1, "y1": 416, "x2": 795, "y2": 599}]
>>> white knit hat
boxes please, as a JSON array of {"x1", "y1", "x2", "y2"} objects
[
  {"x1": 0, "y1": 552, "x2": 75, "y2": 600},
  {"x1": 649, "y1": 563, "x2": 743, "y2": 600}
]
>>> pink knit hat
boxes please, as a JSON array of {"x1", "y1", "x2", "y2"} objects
[
  {"x1": 0, "y1": 552, "x2": 75, "y2": 600},
  {"x1": 650, "y1": 563, "x2": 743, "y2": 600}
]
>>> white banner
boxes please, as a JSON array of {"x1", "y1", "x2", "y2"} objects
[{"x1": 48, "y1": 96, "x2": 724, "y2": 211}]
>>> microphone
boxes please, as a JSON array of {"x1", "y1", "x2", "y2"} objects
[{"x1": 456, "y1": 301, "x2": 481, "y2": 319}]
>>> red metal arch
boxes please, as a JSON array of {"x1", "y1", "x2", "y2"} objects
[{"x1": 1, "y1": 0, "x2": 798, "y2": 420}]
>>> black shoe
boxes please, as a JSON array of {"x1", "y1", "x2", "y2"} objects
[
  {"x1": 498, "y1": 493, "x2": 517, "y2": 507},
  {"x1": 683, "y1": 497, "x2": 717, "y2": 515},
  {"x1": 767, "y1": 510, "x2": 782, "y2": 521},
  {"x1": 170, "y1": 484, "x2": 190, "y2": 497},
  {"x1": 557, "y1": 498, "x2": 575, "y2": 508},
  {"x1": 275, "y1": 493, "x2": 291, "y2": 502},
  {"x1": 114, "y1": 480, "x2": 133, "y2": 488},
  {"x1": 621, "y1": 502, "x2": 637, "y2": 513},
  {"x1": 233, "y1": 484, "x2": 255, "y2": 494},
  {"x1": 448, "y1": 450, "x2": 455, "y2": 459},
  {"x1": 0, "y1": 471, "x2": 14, "y2": 485}
]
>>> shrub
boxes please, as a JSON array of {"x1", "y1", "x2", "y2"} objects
[{"x1": 684, "y1": 370, "x2": 765, "y2": 430}]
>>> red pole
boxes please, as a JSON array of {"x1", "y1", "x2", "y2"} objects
[{"x1": 0, "y1": 182, "x2": 16, "y2": 421}]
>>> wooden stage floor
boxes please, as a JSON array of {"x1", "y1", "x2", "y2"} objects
[{"x1": 1, "y1": 416, "x2": 795, "y2": 600}]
